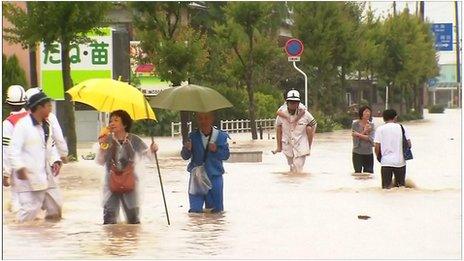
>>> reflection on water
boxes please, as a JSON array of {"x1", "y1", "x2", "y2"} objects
[
  {"x1": 99, "y1": 225, "x2": 141, "y2": 256},
  {"x1": 351, "y1": 172, "x2": 374, "y2": 180},
  {"x1": 182, "y1": 212, "x2": 227, "y2": 256},
  {"x1": 3, "y1": 110, "x2": 461, "y2": 259}
]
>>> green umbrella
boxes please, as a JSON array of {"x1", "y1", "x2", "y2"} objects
[{"x1": 148, "y1": 84, "x2": 233, "y2": 112}]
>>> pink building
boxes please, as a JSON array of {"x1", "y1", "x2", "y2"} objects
[{"x1": 2, "y1": 1, "x2": 40, "y2": 87}]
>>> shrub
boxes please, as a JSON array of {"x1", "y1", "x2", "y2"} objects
[
  {"x1": 333, "y1": 112, "x2": 354, "y2": 129},
  {"x1": 311, "y1": 111, "x2": 341, "y2": 133},
  {"x1": 210, "y1": 86, "x2": 249, "y2": 120},
  {"x1": 397, "y1": 111, "x2": 423, "y2": 122},
  {"x1": 132, "y1": 109, "x2": 179, "y2": 136},
  {"x1": 428, "y1": 104, "x2": 445, "y2": 114},
  {"x1": 254, "y1": 92, "x2": 281, "y2": 119},
  {"x1": 2, "y1": 54, "x2": 28, "y2": 119},
  {"x1": 359, "y1": 99, "x2": 369, "y2": 107}
]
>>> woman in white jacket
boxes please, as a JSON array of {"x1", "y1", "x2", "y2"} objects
[{"x1": 9, "y1": 92, "x2": 63, "y2": 223}]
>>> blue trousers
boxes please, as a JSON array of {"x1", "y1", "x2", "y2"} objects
[{"x1": 189, "y1": 175, "x2": 223, "y2": 213}]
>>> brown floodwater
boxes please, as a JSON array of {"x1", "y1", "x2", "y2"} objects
[{"x1": 2, "y1": 109, "x2": 461, "y2": 259}]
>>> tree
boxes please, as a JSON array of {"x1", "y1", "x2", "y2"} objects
[
  {"x1": 3, "y1": 2, "x2": 111, "y2": 159},
  {"x1": 356, "y1": 6, "x2": 383, "y2": 99},
  {"x1": 376, "y1": 9, "x2": 438, "y2": 114},
  {"x1": 214, "y1": 2, "x2": 286, "y2": 139},
  {"x1": 2, "y1": 54, "x2": 29, "y2": 119},
  {"x1": 291, "y1": 2, "x2": 365, "y2": 114},
  {"x1": 292, "y1": 2, "x2": 341, "y2": 113},
  {"x1": 131, "y1": 2, "x2": 209, "y2": 144},
  {"x1": 334, "y1": 3, "x2": 364, "y2": 102}
]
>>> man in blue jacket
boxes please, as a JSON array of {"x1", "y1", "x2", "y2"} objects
[{"x1": 181, "y1": 112, "x2": 230, "y2": 213}]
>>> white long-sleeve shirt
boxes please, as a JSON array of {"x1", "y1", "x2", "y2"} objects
[
  {"x1": 9, "y1": 114, "x2": 60, "y2": 192},
  {"x1": 3, "y1": 111, "x2": 66, "y2": 177},
  {"x1": 2, "y1": 109, "x2": 28, "y2": 177},
  {"x1": 47, "y1": 112, "x2": 68, "y2": 157}
]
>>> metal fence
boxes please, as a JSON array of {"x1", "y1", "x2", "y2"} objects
[
  {"x1": 170, "y1": 122, "x2": 192, "y2": 137},
  {"x1": 220, "y1": 118, "x2": 275, "y2": 133},
  {"x1": 170, "y1": 118, "x2": 275, "y2": 137}
]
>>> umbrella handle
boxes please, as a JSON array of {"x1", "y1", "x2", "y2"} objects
[{"x1": 152, "y1": 136, "x2": 170, "y2": 225}]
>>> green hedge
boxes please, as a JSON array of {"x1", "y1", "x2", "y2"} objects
[
  {"x1": 428, "y1": 104, "x2": 445, "y2": 114},
  {"x1": 311, "y1": 111, "x2": 341, "y2": 133},
  {"x1": 397, "y1": 111, "x2": 423, "y2": 122}
]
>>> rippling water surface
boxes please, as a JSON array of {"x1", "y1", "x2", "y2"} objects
[{"x1": 3, "y1": 110, "x2": 461, "y2": 259}]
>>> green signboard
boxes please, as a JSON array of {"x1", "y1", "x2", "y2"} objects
[{"x1": 40, "y1": 28, "x2": 112, "y2": 100}]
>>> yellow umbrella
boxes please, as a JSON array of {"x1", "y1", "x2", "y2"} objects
[{"x1": 66, "y1": 78, "x2": 156, "y2": 121}]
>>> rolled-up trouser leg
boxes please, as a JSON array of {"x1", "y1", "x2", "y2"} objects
[
  {"x1": 103, "y1": 193, "x2": 121, "y2": 224},
  {"x1": 17, "y1": 191, "x2": 45, "y2": 223},
  {"x1": 205, "y1": 175, "x2": 224, "y2": 213}
]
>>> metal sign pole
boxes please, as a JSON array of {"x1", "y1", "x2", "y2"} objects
[{"x1": 293, "y1": 61, "x2": 308, "y2": 107}]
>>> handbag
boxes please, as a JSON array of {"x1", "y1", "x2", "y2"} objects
[
  {"x1": 188, "y1": 132, "x2": 213, "y2": 195},
  {"x1": 400, "y1": 124, "x2": 413, "y2": 161},
  {"x1": 109, "y1": 136, "x2": 136, "y2": 193},
  {"x1": 110, "y1": 162, "x2": 135, "y2": 193}
]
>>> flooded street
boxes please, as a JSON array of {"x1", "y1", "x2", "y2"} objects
[{"x1": 3, "y1": 109, "x2": 461, "y2": 259}]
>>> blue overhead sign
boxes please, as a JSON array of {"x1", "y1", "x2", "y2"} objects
[{"x1": 432, "y1": 23, "x2": 453, "y2": 51}]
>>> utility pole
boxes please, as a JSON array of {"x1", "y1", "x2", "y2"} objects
[
  {"x1": 393, "y1": 1, "x2": 397, "y2": 15},
  {"x1": 455, "y1": 1, "x2": 461, "y2": 108},
  {"x1": 418, "y1": 1, "x2": 425, "y2": 116},
  {"x1": 26, "y1": 2, "x2": 37, "y2": 87},
  {"x1": 419, "y1": 1, "x2": 424, "y2": 19}
]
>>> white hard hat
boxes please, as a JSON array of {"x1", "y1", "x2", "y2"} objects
[
  {"x1": 6, "y1": 85, "x2": 26, "y2": 106},
  {"x1": 286, "y1": 90, "x2": 301, "y2": 102},
  {"x1": 25, "y1": 87, "x2": 42, "y2": 100}
]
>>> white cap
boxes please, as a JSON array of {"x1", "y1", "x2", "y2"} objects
[
  {"x1": 286, "y1": 90, "x2": 300, "y2": 102},
  {"x1": 6, "y1": 85, "x2": 26, "y2": 106},
  {"x1": 25, "y1": 87, "x2": 42, "y2": 100}
]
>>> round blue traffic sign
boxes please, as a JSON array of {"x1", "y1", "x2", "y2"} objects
[
  {"x1": 285, "y1": 39, "x2": 304, "y2": 57},
  {"x1": 428, "y1": 78, "x2": 438, "y2": 87}
]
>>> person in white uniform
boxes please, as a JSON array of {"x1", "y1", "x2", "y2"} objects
[
  {"x1": 9, "y1": 91, "x2": 63, "y2": 223},
  {"x1": 3, "y1": 85, "x2": 29, "y2": 213},
  {"x1": 274, "y1": 90, "x2": 317, "y2": 173},
  {"x1": 25, "y1": 87, "x2": 68, "y2": 162}
]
